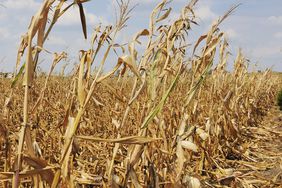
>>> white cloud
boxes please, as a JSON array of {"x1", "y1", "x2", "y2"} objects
[
  {"x1": 3, "y1": 0, "x2": 40, "y2": 10},
  {"x1": 0, "y1": 27, "x2": 10, "y2": 39},
  {"x1": 0, "y1": 12, "x2": 7, "y2": 21},
  {"x1": 46, "y1": 36, "x2": 67, "y2": 46},
  {"x1": 225, "y1": 28, "x2": 238, "y2": 39},
  {"x1": 133, "y1": 0, "x2": 154, "y2": 4},
  {"x1": 268, "y1": 15, "x2": 282, "y2": 25},
  {"x1": 57, "y1": 6, "x2": 109, "y2": 26},
  {"x1": 195, "y1": 6, "x2": 217, "y2": 22},
  {"x1": 274, "y1": 32, "x2": 282, "y2": 39},
  {"x1": 133, "y1": 0, "x2": 190, "y2": 5},
  {"x1": 87, "y1": 13, "x2": 109, "y2": 26},
  {"x1": 252, "y1": 45, "x2": 281, "y2": 58}
]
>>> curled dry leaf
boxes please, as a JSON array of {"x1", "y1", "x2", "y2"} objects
[
  {"x1": 76, "y1": 135, "x2": 162, "y2": 145},
  {"x1": 112, "y1": 118, "x2": 120, "y2": 129},
  {"x1": 183, "y1": 175, "x2": 201, "y2": 188},
  {"x1": 196, "y1": 128, "x2": 209, "y2": 141},
  {"x1": 118, "y1": 55, "x2": 140, "y2": 78},
  {"x1": 181, "y1": 140, "x2": 198, "y2": 152}
]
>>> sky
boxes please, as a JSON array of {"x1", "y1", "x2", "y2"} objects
[{"x1": 0, "y1": 0, "x2": 281, "y2": 73}]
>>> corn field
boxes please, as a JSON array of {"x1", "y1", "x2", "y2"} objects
[{"x1": 0, "y1": 0, "x2": 281, "y2": 187}]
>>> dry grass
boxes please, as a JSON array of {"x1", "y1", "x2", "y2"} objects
[{"x1": 0, "y1": 0, "x2": 281, "y2": 187}]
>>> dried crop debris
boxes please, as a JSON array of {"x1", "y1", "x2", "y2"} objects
[{"x1": 0, "y1": 0, "x2": 282, "y2": 187}]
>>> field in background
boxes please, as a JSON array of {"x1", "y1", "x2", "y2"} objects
[{"x1": 0, "y1": 0, "x2": 281, "y2": 187}]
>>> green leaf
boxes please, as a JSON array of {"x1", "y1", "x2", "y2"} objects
[
  {"x1": 141, "y1": 64, "x2": 182, "y2": 129},
  {"x1": 11, "y1": 63, "x2": 25, "y2": 88}
]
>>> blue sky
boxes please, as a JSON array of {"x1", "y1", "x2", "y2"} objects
[{"x1": 0, "y1": 0, "x2": 281, "y2": 72}]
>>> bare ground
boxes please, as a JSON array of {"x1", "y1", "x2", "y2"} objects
[{"x1": 222, "y1": 106, "x2": 282, "y2": 187}]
